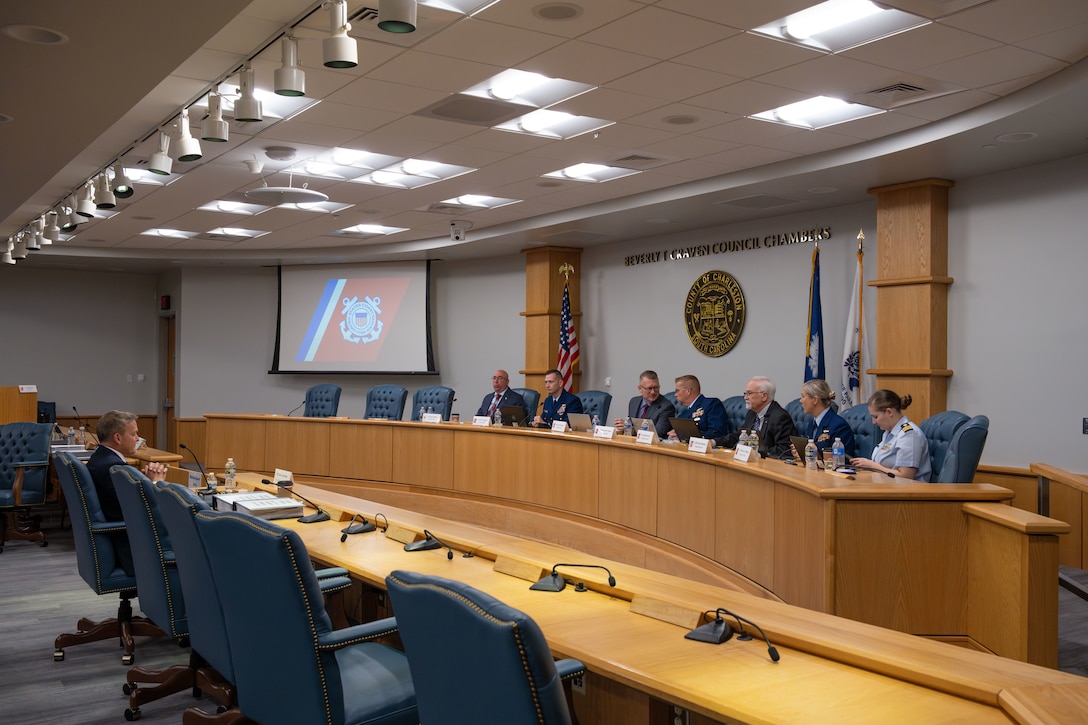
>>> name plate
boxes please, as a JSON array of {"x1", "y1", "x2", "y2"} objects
[
  {"x1": 421, "y1": 413, "x2": 443, "y2": 424},
  {"x1": 187, "y1": 470, "x2": 204, "y2": 489},
  {"x1": 472, "y1": 415, "x2": 491, "y2": 427},
  {"x1": 636, "y1": 428, "x2": 658, "y2": 445},
  {"x1": 273, "y1": 467, "x2": 294, "y2": 484},
  {"x1": 593, "y1": 425, "x2": 616, "y2": 440},
  {"x1": 687, "y1": 437, "x2": 712, "y2": 454},
  {"x1": 550, "y1": 420, "x2": 568, "y2": 433},
  {"x1": 18, "y1": 384, "x2": 37, "y2": 393},
  {"x1": 733, "y1": 444, "x2": 759, "y2": 462}
]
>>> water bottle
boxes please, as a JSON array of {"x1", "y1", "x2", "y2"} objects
[
  {"x1": 418, "y1": 405, "x2": 426, "y2": 421},
  {"x1": 738, "y1": 429, "x2": 749, "y2": 447},
  {"x1": 592, "y1": 413, "x2": 600, "y2": 432},
  {"x1": 67, "y1": 426, "x2": 75, "y2": 445},
  {"x1": 493, "y1": 406, "x2": 502, "y2": 426},
  {"x1": 749, "y1": 429, "x2": 760, "y2": 454},
  {"x1": 639, "y1": 418, "x2": 651, "y2": 435},
  {"x1": 225, "y1": 457, "x2": 237, "y2": 490},
  {"x1": 832, "y1": 437, "x2": 846, "y2": 470},
  {"x1": 624, "y1": 417, "x2": 633, "y2": 436},
  {"x1": 77, "y1": 426, "x2": 86, "y2": 445},
  {"x1": 804, "y1": 439, "x2": 818, "y2": 469},
  {"x1": 427, "y1": 405, "x2": 434, "y2": 415}
]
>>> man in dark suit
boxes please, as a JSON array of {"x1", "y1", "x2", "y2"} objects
[
  {"x1": 475, "y1": 369, "x2": 527, "y2": 423},
  {"x1": 86, "y1": 410, "x2": 168, "y2": 575},
  {"x1": 533, "y1": 368, "x2": 583, "y2": 428},
  {"x1": 613, "y1": 370, "x2": 675, "y2": 437},
  {"x1": 720, "y1": 377, "x2": 797, "y2": 459},
  {"x1": 667, "y1": 374, "x2": 726, "y2": 441}
]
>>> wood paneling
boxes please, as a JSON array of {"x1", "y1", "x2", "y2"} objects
[
  {"x1": 206, "y1": 417, "x2": 267, "y2": 472},
  {"x1": 329, "y1": 422, "x2": 392, "y2": 481},
  {"x1": 391, "y1": 425, "x2": 454, "y2": 489},
  {"x1": 715, "y1": 466, "x2": 775, "y2": 591},
  {"x1": 264, "y1": 419, "x2": 330, "y2": 476},
  {"x1": 175, "y1": 418, "x2": 206, "y2": 464},
  {"x1": 522, "y1": 246, "x2": 580, "y2": 390},
  {"x1": 773, "y1": 484, "x2": 828, "y2": 611},
  {"x1": 0, "y1": 386, "x2": 36, "y2": 424},
  {"x1": 599, "y1": 446, "x2": 658, "y2": 534},
  {"x1": 657, "y1": 457, "x2": 716, "y2": 559}
]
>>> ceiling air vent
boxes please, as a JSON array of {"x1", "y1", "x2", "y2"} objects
[
  {"x1": 415, "y1": 94, "x2": 531, "y2": 127},
  {"x1": 425, "y1": 202, "x2": 474, "y2": 215},
  {"x1": 854, "y1": 75, "x2": 964, "y2": 109},
  {"x1": 611, "y1": 153, "x2": 673, "y2": 170}
]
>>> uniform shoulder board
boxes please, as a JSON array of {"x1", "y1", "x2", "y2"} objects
[{"x1": 900, "y1": 422, "x2": 914, "y2": 432}]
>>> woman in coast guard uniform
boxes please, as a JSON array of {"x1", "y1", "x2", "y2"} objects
[{"x1": 850, "y1": 389, "x2": 931, "y2": 482}]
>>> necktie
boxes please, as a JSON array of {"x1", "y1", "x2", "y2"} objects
[
  {"x1": 489, "y1": 394, "x2": 500, "y2": 415},
  {"x1": 753, "y1": 416, "x2": 763, "y2": 432},
  {"x1": 638, "y1": 401, "x2": 649, "y2": 418}
]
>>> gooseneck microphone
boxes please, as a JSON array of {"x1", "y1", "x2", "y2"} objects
[
  {"x1": 686, "y1": 608, "x2": 780, "y2": 662},
  {"x1": 402, "y1": 529, "x2": 475, "y2": 560},
  {"x1": 340, "y1": 513, "x2": 376, "y2": 542},
  {"x1": 179, "y1": 443, "x2": 213, "y2": 489},
  {"x1": 262, "y1": 479, "x2": 331, "y2": 523},
  {"x1": 530, "y1": 563, "x2": 616, "y2": 592},
  {"x1": 72, "y1": 406, "x2": 85, "y2": 430},
  {"x1": 285, "y1": 400, "x2": 306, "y2": 416}
]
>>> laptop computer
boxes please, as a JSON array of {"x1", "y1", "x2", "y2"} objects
[
  {"x1": 788, "y1": 435, "x2": 811, "y2": 461},
  {"x1": 566, "y1": 412, "x2": 594, "y2": 432},
  {"x1": 499, "y1": 405, "x2": 528, "y2": 426},
  {"x1": 668, "y1": 417, "x2": 702, "y2": 443}
]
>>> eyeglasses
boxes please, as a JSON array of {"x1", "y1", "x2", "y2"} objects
[
  {"x1": 491, "y1": 376, "x2": 507, "y2": 381},
  {"x1": 743, "y1": 390, "x2": 764, "y2": 397},
  {"x1": 639, "y1": 385, "x2": 660, "y2": 391}
]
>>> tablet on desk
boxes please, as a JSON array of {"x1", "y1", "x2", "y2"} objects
[
  {"x1": 566, "y1": 412, "x2": 594, "y2": 432},
  {"x1": 499, "y1": 405, "x2": 528, "y2": 426},
  {"x1": 667, "y1": 417, "x2": 702, "y2": 443}
]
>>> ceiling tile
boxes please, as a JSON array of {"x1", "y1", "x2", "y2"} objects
[
  {"x1": 673, "y1": 32, "x2": 822, "y2": 79},
  {"x1": 412, "y1": 18, "x2": 566, "y2": 68},
  {"x1": 687, "y1": 80, "x2": 807, "y2": 116},
  {"x1": 939, "y1": 0, "x2": 1088, "y2": 45},
  {"x1": 919, "y1": 46, "x2": 1066, "y2": 88},
  {"x1": 518, "y1": 40, "x2": 660, "y2": 86},
  {"x1": 841, "y1": 23, "x2": 1002, "y2": 72},
  {"x1": 581, "y1": 6, "x2": 737, "y2": 60},
  {"x1": 606, "y1": 61, "x2": 743, "y2": 103}
]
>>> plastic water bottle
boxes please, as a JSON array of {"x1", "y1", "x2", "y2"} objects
[
  {"x1": 832, "y1": 437, "x2": 846, "y2": 470},
  {"x1": 67, "y1": 426, "x2": 75, "y2": 445},
  {"x1": 624, "y1": 417, "x2": 633, "y2": 436},
  {"x1": 77, "y1": 426, "x2": 86, "y2": 445},
  {"x1": 640, "y1": 418, "x2": 651, "y2": 435},
  {"x1": 493, "y1": 406, "x2": 502, "y2": 426},
  {"x1": 224, "y1": 457, "x2": 237, "y2": 490},
  {"x1": 427, "y1": 405, "x2": 434, "y2": 415},
  {"x1": 749, "y1": 429, "x2": 761, "y2": 453},
  {"x1": 592, "y1": 413, "x2": 600, "y2": 432},
  {"x1": 804, "y1": 439, "x2": 818, "y2": 469},
  {"x1": 738, "y1": 429, "x2": 749, "y2": 447},
  {"x1": 418, "y1": 405, "x2": 426, "y2": 421}
]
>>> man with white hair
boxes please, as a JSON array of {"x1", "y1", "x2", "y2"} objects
[{"x1": 720, "y1": 376, "x2": 796, "y2": 459}]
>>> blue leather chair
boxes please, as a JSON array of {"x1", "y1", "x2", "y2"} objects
[
  {"x1": 664, "y1": 390, "x2": 687, "y2": 418},
  {"x1": 365, "y1": 384, "x2": 408, "y2": 420},
  {"x1": 513, "y1": 388, "x2": 540, "y2": 422},
  {"x1": 305, "y1": 384, "x2": 342, "y2": 418},
  {"x1": 411, "y1": 385, "x2": 455, "y2": 421},
  {"x1": 194, "y1": 509, "x2": 417, "y2": 725},
  {"x1": 576, "y1": 390, "x2": 612, "y2": 422},
  {"x1": 919, "y1": 410, "x2": 969, "y2": 479},
  {"x1": 0, "y1": 421, "x2": 51, "y2": 552},
  {"x1": 785, "y1": 398, "x2": 812, "y2": 441},
  {"x1": 387, "y1": 569, "x2": 583, "y2": 725},
  {"x1": 722, "y1": 395, "x2": 747, "y2": 437},
  {"x1": 840, "y1": 404, "x2": 881, "y2": 460},
  {"x1": 52, "y1": 452, "x2": 164, "y2": 664},
  {"x1": 934, "y1": 415, "x2": 989, "y2": 483}
]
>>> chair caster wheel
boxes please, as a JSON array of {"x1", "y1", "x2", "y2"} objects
[
  {"x1": 39, "y1": 540, "x2": 48, "y2": 547},
  {"x1": 54, "y1": 650, "x2": 65, "y2": 662},
  {"x1": 122, "y1": 653, "x2": 135, "y2": 666},
  {"x1": 124, "y1": 706, "x2": 141, "y2": 721},
  {"x1": 123, "y1": 682, "x2": 137, "y2": 696}
]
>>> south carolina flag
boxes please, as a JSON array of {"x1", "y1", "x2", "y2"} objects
[
  {"x1": 296, "y1": 276, "x2": 409, "y2": 363},
  {"x1": 804, "y1": 245, "x2": 824, "y2": 382}
]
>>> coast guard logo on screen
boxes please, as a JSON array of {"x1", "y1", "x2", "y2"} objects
[
  {"x1": 340, "y1": 295, "x2": 383, "y2": 344},
  {"x1": 296, "y1": 276, "x2": 409, "y2": 363}
]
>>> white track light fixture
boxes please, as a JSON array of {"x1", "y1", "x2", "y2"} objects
[
  {"x1": 174, "y1": 107, "x2": 202, "y2": 162},
  {"x1": 12, "y1": 233, "x2": 28, "y2": 259},
  {"x1": 201, "y1": 92, "x2": 229, "y2": 142},
  {"x1": 112, "y1": 162, "x2": 134, "y2": 198},
  {"x1": 323, "y1": 0, "x2": 357, "y2": 68},
  {"x1": 76, "y1": 181, "x2": 96, "y2": 217},
  {"x1": 378, "y1": 0, "x2": 417, "y2": 33},
  {"x1": 3, "y1": 238, "x2": 16, "y2": 264},
  {"x1": 275, "y1": 35, "x2": 305, "y2": 96},
  {"x1": 27, "y1": 217, "x2": 44, "y2": 248},
  {"x1": 95, "y1": 173, "x2": 116, "y2": 209},
  {"x1": 60, "y1": 200, "x2": 79, "y2": 232},
  {"x1": 44, "y1": 211, "x2": 61, "y2": 241},
  {"x1": 234, "y1": 65, "x2": 263, "y2": 122},
  {"x1": 148, "y1": 132, "x2": 173, "y2": 175}
]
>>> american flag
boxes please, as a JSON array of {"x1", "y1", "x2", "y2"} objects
[{"x1": 556, "y1": 282, "x2": 579, "y2": 389}]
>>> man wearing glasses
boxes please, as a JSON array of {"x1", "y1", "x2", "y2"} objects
[
  {"x1": 722, "y1": 376, "x2": 796, "y2": 459},
  {"x1": 667, "y1": 375, "x2": 726, "y2": 441},
  {"x1": 614, "y1": 370, "x2": 675, "y2": 437},
  {"x1": 475, "y1": 369, "x2": 527, "y2": 423}
]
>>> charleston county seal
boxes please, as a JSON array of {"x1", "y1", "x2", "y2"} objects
[{"x1": 684, "y1": 271, "x2": 745, "y2": 357}]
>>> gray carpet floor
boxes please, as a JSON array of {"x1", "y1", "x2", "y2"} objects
[{"x1": 2, "y1": 514, "x2": 1087, "y2": 723}]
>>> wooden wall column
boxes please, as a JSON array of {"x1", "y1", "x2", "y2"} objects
[
  {"x1": 521, "y1": 246, "x2": 581, "y2": 395},
  {"x1": 867, "y1": 179, "x2": 954, "y2": 419}
]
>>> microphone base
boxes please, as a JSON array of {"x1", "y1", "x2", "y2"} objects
[
  {"x1": 297, "y1": 511, "x2": 331, "y2": 524},
  {"x1": 529, "y1": 574, "x2": 566, "y2": 592},
  {"x1": 342, "y1": 521, "x2": 376, "y2": 535},
  {"x1": 685, "y1": 619, "x2": 734, "y2": 644},
  {"x1": 404, "y1": 537, "x2": 441, "y2": 552}
]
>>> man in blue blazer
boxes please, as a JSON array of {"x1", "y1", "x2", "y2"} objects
[
  {"x1": 614, "y1": 370, "x2": 675, "y2": 437},
  {"x1": 668, "y1": 374, "x2": 726, "y2": 441},
  {"x1": 475, "y1": 369, "x2": 527, "y2": 423},
  {"x1": 533, "y1": 368, "x2": 583, "y2": 427}
]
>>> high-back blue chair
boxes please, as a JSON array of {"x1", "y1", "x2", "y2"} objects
[
  {"x1": 194, "y1": 510, "x2": 417, "y2": 725},
  {"x1": 934, "y1": 415, "x2": 989, "y2": 483},
  {"x1": 0, "y1": 421, "x2": 51, "y2": 552},
  {"x1": 365, "y1": 384, "x2": 408, "y2": 420},
  {"x1": 305, "y1": 384, "x2": 342, "y2": 418},
  {"x1": 576, "y1": 390, "x2": 611, "y2": 422},
  {"x1": 722, "y1": 395, "x2": 747, "y2": 437},
  {"x1": 411, "y1": 385, "x2": 455, "y2": 421},
  {"x1": 513, "y1": 388, "x2": 540, "y2": 422},
  {"x1": 52, "y1": 452, "x2": 164, "y2": 664},
  {"x1": 919, "y1": 410, "x2": 969, "y2": 479},
  {"x1": 387, "y1": 570, "x2": 583, "y2": 725},
  {"x1": 785, "y1": 398, "x2": 812, "y2": 441},
  {"x1": 840, "y1": 404, "x2": 881, "y2": 460},
  {"x1": 664, "y1": 390, "x2": 687, "y2": 418}
]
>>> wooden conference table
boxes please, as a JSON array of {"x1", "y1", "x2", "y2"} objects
[
  {"x1": 203, "y1": 414, "x2": 1068, "y2": 668},
  {"x1": 214, "y1": 474, "x2": 1088, "y2": 724}
]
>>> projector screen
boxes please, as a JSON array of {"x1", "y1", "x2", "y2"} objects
[{"x1": 272, "y1": 261, "x2": 435, "y2": 374}]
